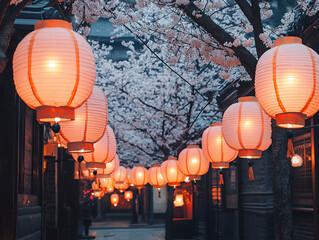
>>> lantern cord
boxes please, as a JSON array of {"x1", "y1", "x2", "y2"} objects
[
  {"x1": 248, "y1": 160, "x2": 255, "y2": 181},
  {"x1": 158, "y1": 189, "x2": 161, "y2": 198},
  {"x1": 287, "y1": 139, "x2": 295, "y2": 159},
  {"x1": 219, "y1": 171, "x2": 224, "y2": 185},
  {"x1": 248, "y1": 167, "x2": 255, "y2": 181}
]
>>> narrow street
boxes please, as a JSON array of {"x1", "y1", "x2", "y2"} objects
[
  {"x1": 92, "y1": 228, "x2": 165, "y2": 240},
  {"x1": 85, "y1": 213, "x2": 165, "y2": 240},
  {"x1": 1, "y1": 1, "x2": 319, "y2": 240}
]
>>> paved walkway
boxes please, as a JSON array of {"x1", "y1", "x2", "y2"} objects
[
  {"x1": 83, "y1": 213, "x2": 194, "y2": 240},
  {"x1": 91, "y1": 228, "x2": 165, "y2": 240}
]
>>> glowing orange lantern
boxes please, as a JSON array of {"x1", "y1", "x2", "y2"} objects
[
  {"x1": 160, "y1": 157, "x2": 185, "y2": 187},
  {"x1": 98, "y1": 177, "x2": 113, "y2": 189},
  {"x1": 124, "y1": 191, "x2": 133, "y2": 201},
  {"x1": 106, "y1": 186, "x2": 114, "y2": 193},
  {"x1": 255, "y1": 36, "x2": 319, "y2": 128},
  {"x1": 131, "y1": 165, "x2": 149, "y2": 189},
  {"x1": 111, "y1": 194, "x2": 119, "y2": 207},
  {"x1": 94, "y1": 190, "x2": 105, "y2": 199},
  {"x1": 114, "y1": 181, "x2": 129, "y2": 193},
  {"x1": 202, "y1": 123, "x2": 238, "y2": 168},
  {"x1": 112, "y1": 166, "x2": 128, "y2": 183},
  {"x1": 291, "y1": 154, "x2": 303, "y2": 167},
  {"x1": 178, "y1": 145, "x2": 209, "y2": 181},
  {"x1": 127, "y1": 168, "x2": 134, "y2": 186},
  {"x1": 148, "y1": 164, "x2": 166, "y2": 197},
  {"x1": 60, "y1": 86, "x2": 108, "y2": 153},
  {"x1": 174, "y1": 194, "x2": 184, "y2": 207},
  {"x1": 78, "y1": 162, "x2": 90, "y2": 179},
  {"x1": 222, "y1": 97, "x2": 272, "y2": 159},
  {"x1": 92, "y1": 181, "x2": 100, "y2": 191},
  {"x1": 72, "y1": 125, "x2": 117, "y2": 169},
  {"x1": 13, "y1": 20, "x2": 96, "y2": 122},
  {"x1": 95, "y1": 154, "x2": 120, "y2": 177}
]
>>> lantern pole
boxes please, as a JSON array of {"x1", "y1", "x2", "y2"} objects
[
  {"x1": 217, "y1": 170, "x2": 220, "y2": 240},
  {"x1": 271, "y1": 120, "x2": 293, "y2": 239},
  {"x1": 165, "y1": 185, "x2": 175, "y2": 240}
]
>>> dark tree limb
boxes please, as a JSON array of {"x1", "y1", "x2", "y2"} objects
[
  {"x1": 0, "y1": 0, "x2": 11, "y2": 26},
  {"x1": 234, "y1": 0, "x2": 252, "y2": 23},
  {"x1": 165, "y1": 186, "x2": 175, "y2": 240},
  {"x1": 251, "y1": 0, "x2": 268, "y2": 57},
  {"x1": 0, "y1": 0, "x2": 32, "y2": 72},
  {"x1": 178, "y1": 1, "x2": 257, "y2": 80},
  {"x1": 271, "y1": 120, "x2": 293, "y2": 240}
]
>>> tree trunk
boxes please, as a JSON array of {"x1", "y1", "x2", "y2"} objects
[
  {"x1": 165, "y1": 186, "x2": 175, "y2": 240},
  {"x1": 131, "y1": 189, "x2": 138, "y2": 224},
  {"x1": 0, "y1": 0, "x2": 32, "y2": 73},
  {"x1": 271, "y1": 120, "x2": 293, "y2": 240}
]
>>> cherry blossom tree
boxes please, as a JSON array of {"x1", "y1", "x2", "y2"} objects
[
  {"x1": 91, "y1": 40, "x2": 221, "y2": 166},
  {"x1": 73, "y1": 0, "x2": 319, "y2": 83},
  {"x1": 1, "y1": 1, "x2": 319, "y2": 239}
]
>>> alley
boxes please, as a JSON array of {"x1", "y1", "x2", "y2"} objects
[{"x1": 92, "y1": 228, "x2": 165, "y2": 240}]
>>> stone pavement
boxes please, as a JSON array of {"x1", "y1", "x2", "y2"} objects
[
  {"x1": 84, "y1": 214, "x2": 194, "y2": 240},
  {"x1": 91, "y1": 227, "x2": 165, "y2": 240}
]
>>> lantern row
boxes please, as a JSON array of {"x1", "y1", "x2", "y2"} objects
[{"x1": 16, "y1": 20, "x2": 315, "y2": 197}]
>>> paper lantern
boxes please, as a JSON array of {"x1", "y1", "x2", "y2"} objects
[
  {"x1": 112, "y1": 166, "x2": 128, "y2": 183},
  {"x1": 174, "y1": 194, "x2": 184, "y2": 207},
  {"x1": 74, "y1": 161, "x2": 93, "y2": 179},
  {"x1": 124, "y1": 191, "x2": 133, "y2": 201},
  {"x1": 148, "y1": 164, "x2": 166, "y2": 188},
  {"x1": 127, "y1": 168, "x2": 134, "y2": 186},
  {"x1": 255, "y1": 36, "x2": 319, "y2": 128},
  {"x1": 291, "y1": 154, "x2": 303, "y2": 167},
  {"x1": 78, "y1": 162, "x2": 91, "y2": 179},
  {"x1": 222, "y1": 97, "x2": 272, "y2": 159},
  {"x1": 114, "y1": 181, "x2": 129, "y2": 193},
  {"x1": 178, "y1": 145, "x2": 209, "y2": 181},
  {"x1": 72, "y1": 126, "x2": 117, "y2": 169},
  {"x1": 160, "y1": 157, "x2": 185, "y2": 187},
  {"x1": 202, "y1": 123, "x2": 238, "y2": 169},
  {"x1": 149, "y1": 164, "x2": 166, "y2": 197},
  {"x1": 13, "y1": 20, "x2": 95, "y2": 122},
  {"x1": 106, "y1": 186, "x2": 114, "y2": 193},
  {"x1": 95, "y1": 154, "x2": 120, "y2": 176},
  {"x1": 60, "y1": 86, "x2": 108, "y2": 153},
  {"x1": 92, "y1": 181, "x2": 100, "y2": 191},
  {"x1": 131, "y1": 165, "x2": 149, "y2": 189},
  {"x1": 111, "y1": 194, "x2": 119, "y2": 207},
  {"x1": 98, "y1": 177, "x2": 113, "y2": 189},
  {"x1": 94, "y1": 190, "x2": 105, "y2": 199}
]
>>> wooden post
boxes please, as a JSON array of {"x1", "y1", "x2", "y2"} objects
[
  {"x1": 271, "y1": 120, "x2": 293, "y2": 240},
  {"x1": 165, "y1": 186, "x2": 175, "y2": 240},
  {"x1": 148, "y1": 185, "x2": 154, "y2": 225},
  {"x1": 131, "y1": 189, "x2": 138, "y2": 224},
  {"x1": 311, "y1": 116, "x2": 319, "y2": 239}
]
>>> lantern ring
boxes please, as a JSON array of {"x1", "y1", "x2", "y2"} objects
[
  {"x1": 68, "y1": 142, "x2": 94, "y2": 153},
  {"x1": 36, "y1": 106, "x2": 75, "y2": 123},
  {"x1": 275, "y1": 112, "x2": 306, "y2": 129},
  {"x1": 238, "y1": 149, "x2": 262, "y2": 159},
  {"x1": 211, "y1": 162, "x2": 230, "y2": 169}
]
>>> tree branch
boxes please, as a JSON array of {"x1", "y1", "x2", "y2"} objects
[
  {"x1": 251, "y1": 0, "x2": 268, "y2": 57},
  {"x1": 234, "y1": 0, "x2": 252, "y2": 23},
  {"x1": 178, "y1": 1, "x2": 257, "y2": 80},
  {"x1": 0, "y1": 0, "x2": 11, "y2": 27},
  {"x1": 0, "y1": 0, "x2": 32, "y2": 72}
]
